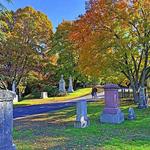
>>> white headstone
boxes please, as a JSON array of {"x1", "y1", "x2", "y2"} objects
[
  {"x1": 41, "y1": 92, "x2": 48, "y2": 99},
  {"x1": 74, "y1": 100, "x2": 90, "y2": 128}
]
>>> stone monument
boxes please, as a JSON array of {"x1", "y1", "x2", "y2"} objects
[
  {"x1": 100, "y1": 84, "x2": 124, "y2": 124},
  {"x1": 138, "y1": 86, "x2": 148, "y2": 109},
  {"x1": 59, "y1": 75, "x2": 66, "y2": 93},
  {"x1": 12, "y1": 80, "x2": 18, "y2": 103},
  {"x1": 0, "y1": 90, "x2": 16, "y2": 150},
  {"x1": 68, "y1": 76, "x2": 74, "y2": 93},
  {"x1": 74, "y1": 100, "x2": 90, "y2": 128},
  {"x1": 128, "y1": 107, "x2": 136, "y2": 120},
  {"x1": 41, "y1": 92, "x2": 48, "y2": 99}
]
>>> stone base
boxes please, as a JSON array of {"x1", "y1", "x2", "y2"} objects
[
  {"x1": 0, "y1": 143, "x2": 16, "y2": 150},
  {"x1": 68, "y1": 89, "x2": 74, "y2": 93},
  {"x1": 100, "y1": 112, "x2": 124, "y2": 124},
  {"x1": 58, "y1": 92, "x2": 67, "y2": 96},
  {"x1": 74, "y1": 119, "x2": 90, "y2": 128}
]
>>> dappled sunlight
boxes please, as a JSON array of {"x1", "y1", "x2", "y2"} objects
[{"x1": 14, "y1": 101, "x2": 150, "y2": 149}]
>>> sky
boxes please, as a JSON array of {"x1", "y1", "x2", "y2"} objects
[{"x1": 2, "y1": 0, "x2": 86, "y2": 30}]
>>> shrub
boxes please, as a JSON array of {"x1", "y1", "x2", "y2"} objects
[{"x1": 43, "y1": 86, "x2": 59, "y2": 97}]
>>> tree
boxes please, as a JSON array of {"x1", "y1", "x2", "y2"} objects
[
  {"x1": 70, "y1": 0, "x2": 150, "y2": 107},
  {"x1": 0, "y1": 7, "x2": 53, "y2": 91},
  {"x1": 0, "y1": 0, "x2": 12, "y2": 42},
  {"x1": 51, "y1": 20, "x2": 87, "y2": 89}
]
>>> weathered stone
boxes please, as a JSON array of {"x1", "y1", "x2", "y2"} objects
[
  {"x1": 59, "y1": 75, "x2": 66, "y2": 93},
  {"x1": 128, "y1": 107, "x2": 136, "y2": 120},
  {"x1": 68, "y1": 76, "x2": 74, "y2": 93},
  {"x1": 100, "y1": 84, "x2": 124, "y2": 124},
  {"x1": 0, "y1": 90, "x2": 16, "y2": 150},
  {"x1": 41, "y1": 92, "x2": 48, "y2": 99},
  {"x1": 74, "y1": 100, "x2": 90, "y2": 128},
  {"x1": 138, "y1": 87, "x2": 148, "y2": 109}
]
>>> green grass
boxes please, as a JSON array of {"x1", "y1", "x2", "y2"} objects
[
  {"x1": 14, "y1": 88, "x2": 92, "y2": 107},
  {"x1": 13, "y1": 100, "x2": 150, "y2": 150}
]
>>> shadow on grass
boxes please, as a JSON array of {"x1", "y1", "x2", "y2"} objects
[{"x1": 14, "y1": 101, "x2": 150, "y2": 150}]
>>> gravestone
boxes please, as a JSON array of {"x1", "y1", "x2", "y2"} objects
[
  {"x1": 41, "y1": 92, "x2": 48, "y2": 99},
  {"x1": 100, "y1": 84, "x2": 124, "y2": 124},
  {"x1": 128, "y1": 107, "x2": 136, "y2": 120},
  {"x1": 138, "y1": 87, "x2": 148, "y2": 109},
  {"x1": 74, "y1": 100, "x2": 90, "y2": 128},
  {"x1": 59, "y1": 75, "x2": 66, "y2": 93},
  {"x1": 0, "y1": 90, "x2": 16, "y2": 150},
  {"x1": 68, "y1": 76, "x2": 74, "y2": 93},
  {"x1": 12, "y1": 81, "x2": 18, "y2": 103}
]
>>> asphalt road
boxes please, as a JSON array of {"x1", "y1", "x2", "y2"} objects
[{"x1": 13, "y1": 92, "x2": 104, "y2": 119}]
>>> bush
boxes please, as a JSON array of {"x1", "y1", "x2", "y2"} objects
[{"x1": 43, "y1": 86, "x2": 59, "y2": 97}]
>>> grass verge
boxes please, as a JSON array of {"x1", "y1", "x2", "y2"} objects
[
  {"x1": 14, "y1": 88, "x2": 92, "y2": 107},
  {"x1": 14, "y1": 100, "x2": 150, "y2": 150}
]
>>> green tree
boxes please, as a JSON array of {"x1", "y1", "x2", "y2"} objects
[
  {"x1": 51, "y1": 21, "x2": 86, "y2": 89},
  {"x1": 0, "y1": 7, "x2": 53, "y2": 90}
]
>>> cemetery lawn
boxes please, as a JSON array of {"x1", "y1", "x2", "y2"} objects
[
  {"x1": 14, "y1": 88, "x2": 91, "y2": 107},
  {"x1": 14, "y1": 100, "x2": 150, "y2": 150}
]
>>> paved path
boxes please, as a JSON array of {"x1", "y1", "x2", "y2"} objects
[{"x1": 13, "y1": 92, "x2": 104, "y2": 119}]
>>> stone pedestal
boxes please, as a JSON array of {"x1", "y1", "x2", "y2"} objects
[
  {"x1": 74, "y1": 100, "x2": 90, "y2": 128},
  {"x1": 100, "y1": 84, "x2": 124, "y2": 124},
  {"x1": 68, "y1": 76, "x2": 74, "y2": 93},
  {"x1": 0, "y1": 90, "x2": 16, "y2": 150},
  {"x1": 41, "y1": 92, "x2": 48, "y2": 99}
]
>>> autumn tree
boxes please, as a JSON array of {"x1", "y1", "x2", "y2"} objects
[
  {"x1": 70, "y1": 0, "x2": 150, "y2": 108},
  {"x1": 51, "y1": 20, "x2": 87, "y2": 89},
  {"x1": 0, "y1": 7, "x2": 53, "y2": 91},
  {"x1": 0, "y1": 0, "x2": 12, "y2": 42}
]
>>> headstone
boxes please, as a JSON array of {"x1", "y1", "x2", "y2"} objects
[
  {"x1": 59, "y1": 75, "x2": 66, "y2": 93},
  {"x1": 128, "y1": 107, "x2": 136, "y2": 120},
  {"x1": 138, "y1": 87, "x2": 148, "y2": 109},
  {"x1": 41, "y1": 92, "x2": 48, "y2": 99},
  {"x1": 74, "y1": 100, "x2": 90, "y2": 128},
  {"x1": 68, "y1": 76, "x2": 74, "y2": 93},
  {"x1": 100, "y1": 84, "x2": 124, "y2": 124},
  {"x1": 0, "y1": 90, "x2": 16, "y2": 150},
  {"x1": 12, "y1": 81, "x2": 18, "y2": 103}
]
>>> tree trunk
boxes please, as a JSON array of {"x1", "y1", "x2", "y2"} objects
[
  {"x1": 132, "y1": 88, "x2": 139, "y2": 104},
  {"x1": 73, "y1": 79, "x2": 77, "y2": 90},
  {"x1": 7, "y1": 81, "x2": 12, "y2": 91}
]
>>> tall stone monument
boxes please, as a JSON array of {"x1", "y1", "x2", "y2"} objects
[
  {"x1": 138, "y1": 86, "x2": 148, "y2": 109},
  {"x1": 0, "y1": 90, "x2": 16, "y2": 150},
  {"x1": 100, "y1": 84, "x2": 124, "y2": 124},
  {"x1": 74, "y1": 100, "x2": 90, "y2": 128},
  {"x1": 68, "y1": 76, "x2": 74, "y2": 93},
  {"x1": 59, "y1": 75, "x2": 66, "y2": 93},
  {"x1": 12, "y1": 81, "x2": 18, "y2": 103}
]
